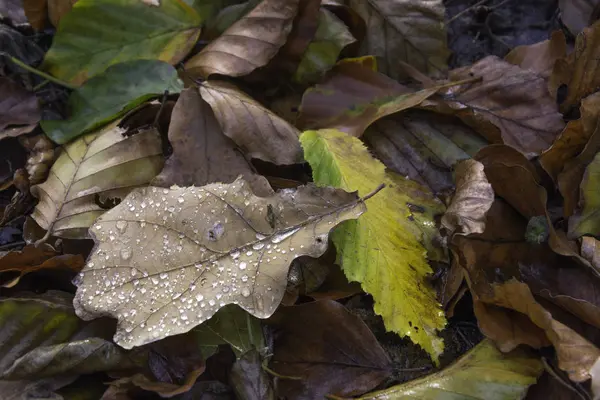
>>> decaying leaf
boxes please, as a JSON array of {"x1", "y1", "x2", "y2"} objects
[
  {"x1": 293, "y1": 8, "x2": 355, "y2": 84},
  {"x1": 442, "y1": 159, "x2": 494, "y2": 236},
  {"x1": 0, "y1": 243, "x2": 84, "y2": 288},
  {"x1": 569, "y1": 152, "x2": 600, "y2": 238},
  {"x1": 298, "y1": 59, "x2": 440, "y2": 137},
  {"x1": 504, "y1": 30, "x2": 567, "y2": 78},
  {"x1": 41, "y1": 60, "x2": 183, "y2": 144},
  {"x1": 48, "y1": 0, "x2": 78, "y2": 27},
  {"x1": 73, "y1": 177, "x2": 366, "y2": 349},
  {"x1": 41, "y1": 0, "x2": 202, "y2": 85},
  {"x1": 558, "y1": 0, "x2": 600, "y2": 35},
  {"x1": 270, "y1": 300, "x2": 391, "y2": 400},
  {"x1": 551, "y1": 20, "x2": 600, "y2": 113},
  {"x1": 19, "y1": 134, "x2": 56, "y2": 186},
  {"x1": 193, "y1": 304, "x2": 264, "y2": 359},
  {"x1": 0, "y1": 0, "x2": 28, "y2": 26},
  {"x1": 200, "y1": 81, "x2": 302, "y2": 165},
  {"x1": 31, "y1": 119, "x2": 164, "y2": 239},
  {"x1": 357, "y1": 340, "x2": 542, "y2": 400},
  {"x1": 348, "y1": 0, "x2": 449, "y2": 79},
  {"x1": 22, "y1": 0, "x2": 47, "y2": 30},
  {"x1": 364, "y1": 110, "x2": 488, "y2": 194},
  {"x1": 424, "y1": 56, "x2": 564, "y2": 158},
  {"x1": 540, "y1": 92, "x2": 600, "y2": 181},
  {"x1": 582, "y1": 236, "x2": 600, "y2": 270},
  {"x1": 230, "y1": 349, "x2": 274, "y2": 400},
  {"x1": 184, "y1": 0, "x2": 299, "y2": 79},
  {"x1": 152, "y1": 88, "x2": 273, "y2": 197},
  {"x1": 0, "y1": 77, "x2": 40, "y2": 139},
  {"x1": 301, "y1": 129, "x2": 446, "y2": 361}
]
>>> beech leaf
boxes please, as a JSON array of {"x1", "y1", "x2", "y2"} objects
[
  {"x1": 73, "y1": 177, "x2": 366, "y2": 349},
  {"x1": 301, "y1": 129, "x2": 446, "y2": 361},
  {"x1": 31, "y1": 119, "x2": 164, "y2": 239},
  {"x1": 184, "y1": 0, "x2": 299, "y2": 79},
  {"x1": 200, "y1": 81, "x2": 303, "y2": 164}
]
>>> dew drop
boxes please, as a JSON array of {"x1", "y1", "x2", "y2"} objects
[
  {"x1": 231, "y1": 251, "x2": 240, "y2": 259},
  {"x1": 209, "y1": 299, "x2": 216, "y2": 306},
  {"x1": 241, "y1": 288, "x2": 250, "y2": 297},
  {"x1": 239, "y1": 262, "x2": 247, "y2": 270},
  {"x1": 252, "y1": 243, "x2": 264, "y2": 250},
  {"x1": 196, "y1": 294, "x2": 204, "y2": 302},
  {"x1": 178, "y1": 197, "x2": 185, "y2": 203},
  {"x1": 116, "y1": 220, "x2": 128, "y2": 233},
  {"x1": 120, "y1": 248, "x2": 132, "y2": 261},
  {"x1": 160, "y1": 273, "x2": 168, "y2": 279},
  {"x1": 271, "y1": 227, "x2": 300, "y2": 243}
]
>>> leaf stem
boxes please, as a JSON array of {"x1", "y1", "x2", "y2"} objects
[
  {"x1": 361, "y1": 183, "x2": 386, "y2": 202},
  {"x1": 1, "y1": 53, "x2": 77, "y2": 90}
]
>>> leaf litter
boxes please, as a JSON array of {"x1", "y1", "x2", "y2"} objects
[{"x1": 3, "y1": 0, "x2": 600, "y2": 398}]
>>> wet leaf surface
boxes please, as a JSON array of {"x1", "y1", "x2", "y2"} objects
[
  {"x1": 270, "y1": 300, "x2": 391, "y2": 400},
  {"x1": 74, "y1": 178, "x2": 365, "y2": 348}
]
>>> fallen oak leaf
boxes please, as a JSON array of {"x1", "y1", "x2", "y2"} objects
[
  {"x1": 301, "y1": 129, "x2": 446, "y2": 361},
  {"x1": 151, "y1": 88, "x2": 273, "y2": 197},
  {"x1": 31, "y1": 118, "x2": 164, "y2": 239},
  {"x1": 41, "y1": 0, "x2": 202, "y2": 85},
  {"x1": 441, "y1": 159, "x2": 494, "y2": 236},
  {"x1": 73, "y1": 177, "x2": 371, "y2": 349},
  {"x1": 422, "y1": 56, "x2": 564, "y2": 158},
  {"x1": 41, "y1": 59, "x2": 183, "y2": 144},
  {"x1": 199, "y1": 81, "x2": 302, "y2": 164},
  {"x1": 184, "y1": 0, "x2": 300, "y2": 79},
  {"x1": 0, "y1": 243, "x2": 84, "y2": 288}
]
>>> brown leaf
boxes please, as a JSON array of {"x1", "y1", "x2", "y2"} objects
[
  {"x1": 424, "y1": 56, "x2": 564, "y2": 158},
  {"x1": 0, "y1": 78, "x2": 40, "y2": 139},
  {"x1": 199, "y1": 80, "x2": 302, "y2": 164},
  {"x1": 151, "y1": 88, "x2": 273, "y2": 197},
  {"x1": 230, "y1": 349, "x2": 275, "y2": 400},
  {"x1": 475, "y1": 145, "x2": 591, "y2": 271},
  {"x1": 0, "y1": 243, "x2": 84, "y2": 288},
  {"x1": 270, "y1": 300, "x2": 391, "y2": 399},
  {"x1": 442, "y1": 159, "x2": 494, "y2": 235},
  {"x1": 551, "y1": 20, "x2": 600, "y2": 113},
  {"x1": 348, "y1": 0, "x2": 449, "y2": 79},
  {"x1": 184, "y1": 0, "x2": 300, "y2": 79},
  {"x1": 540, "y1": 92, "x2": 600, "y2": 181},
  {"x1": 19, "y1": 134, "x2": 56, "y2": 186},
  {"x1": 297, "y1": 59, "x2": 441, "y2": 137},
  {"x1": 364, "y1": 110, "x2": 488, "y2": 194},
  {"x1": 22, "y1": 0, "x2": 47, "y2": 30},
  {"x1": 48, "y1": 0, "x2": 77, "y2": 27},
  {"x1": 504, "y1": 30, "x2": 567, "y2": 78}
]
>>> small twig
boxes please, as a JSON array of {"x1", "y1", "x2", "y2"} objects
[
  {"x1": 446, "y1": 0, "x2": 490, "y2": 25},
  {"x1": 34, "y1": 229, "x2": 52, "y2": 248},
  {"x1": 361, "y1": 184, "x2": 386, "y2": 202},
  {"x1": 33, "y1": 80, "x2": 50, "y2": 91},
  {"x1": 0, "y1": 53, "x2": 77, "y2": 90},
  {"x1": 261, "y1": 360, "x2": 302, "y2": 380}
]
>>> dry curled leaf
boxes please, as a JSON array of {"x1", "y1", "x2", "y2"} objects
[
  {"x1": 424, "y1": 56, "x2": 564, "y2": 158},
  {"x1": 551, "y1": 20, "x2": 600, "y2": 113},
  {"x1": 348, "y1": 0, "x2": 449, "y2": 79},
  {"x1": 30, "y1": 119, "x2": 164, "y2": 239},
  {"x1": 151, "y1": 88, "x2": 273, "y2": 197},
  {"x1": 184, "y1": 0, "x2": 300, "y2": 79},
  {"x1": 200, "y1": 81, "x2": 302, "y2": 165},
  {"x1": 73, "y1": 178, "x2": 367, "y2": 349},
  {"x1": 19, "y1": 134, "x2": 56, "y2": 186},
  {"x1": 442, "y1": 159, "x2": 494, "y2": 236},
  {"x1": 504, "y1": 30, "x2": 567, "y2": 78}
]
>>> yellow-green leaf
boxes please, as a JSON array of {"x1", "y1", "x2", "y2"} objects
[
  {"x1": 31, "y1": 119, "x2": 164, "y2": 239},
  {"x1": 357, "y1": 340, "x2": 543, "y2": 400},
  {"x1": 41, "y1": 0, "x2": 202, "y2": 85},
  {"x1": 300, "y1": 128, "x2": 446, "y2": 361},
  {"x1": 569, "y1": 152, "x2": 600, "y2": 238}
]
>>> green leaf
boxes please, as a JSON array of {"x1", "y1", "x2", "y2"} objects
[
  {"x1": 300, "y1": 129, "x2": 446, "y2": 362},
  {"x1": 41, "y1": 0, "x2": 202, "y2": 85},
  {"x1": 41, "y1": 59, "x2": 183, "y2": 144},
  {"x1": 193, "y1": 305, "x2": 264, "y2": 359},
  {"x1": 569, "y1": 152, "x2": 600, "y2": 238},
  {"x1": 293, "y1": 8, "x2": 355, "y2": 84},
  {"x1": 357, "y1": 340, "x2": 543, "y2": 399}
]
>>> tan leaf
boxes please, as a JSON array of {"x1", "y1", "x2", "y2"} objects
[
  {"x1": 73, "y1": 178, "x2": 367, "y2": 348},
  {"x1": 348, "y1": 0, "x2": 449, "y2": 79},
  {"x1": 0, "y1": 244, "x2": 84, "y2": 288},
  {"x1": 48, "y1": 0, "x2": 77, "y2": 27},
  {"x1": 22, "y1": 0, "x2": 47, "y2": 30},
  {"x1": 424, "y1": 56, "x2": 564, "y2": 158},
  {"x1": 504, "y1": 30, "x2": 567, "y2": 78},
  {"x1": 540, "y1": 92, "x2": 600, "y2": 181},
  {"x1": 442, "y1": 159, "x2": 494, "y2": 235},
  {"x1": 199, "y1": 80, "x2": 302, "y2": 164},
  {"x1": 30, "y1": 119, "x2": 164, "y2": 239},
  {"x1": 551, "y1": 20, "x2": 600, "y2": 113},
  {"x1": 151, "y1": 88, "x2": 273, "y2": 197},
  {"x1": 19, "y1": 134, "x2": 56, "y2": 186},
  {"x1": 184, "y1": 0, "x2": 300, "y2": 79}
]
